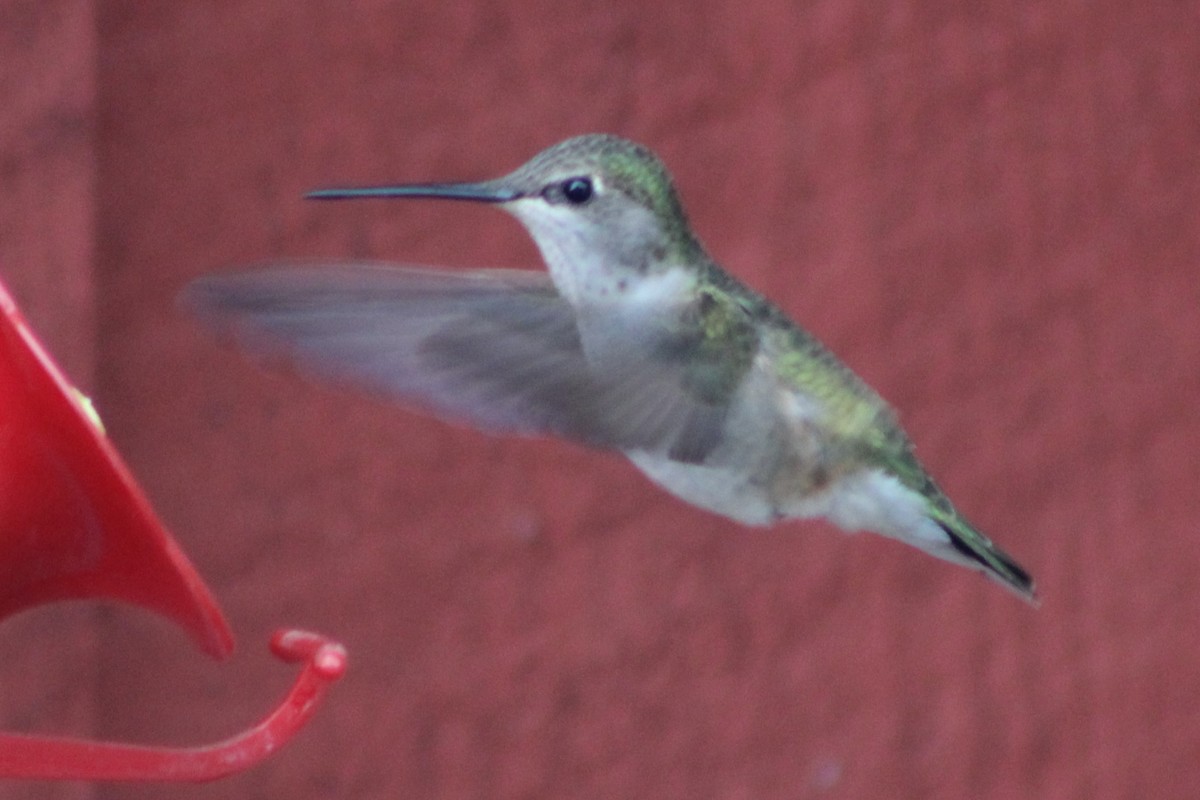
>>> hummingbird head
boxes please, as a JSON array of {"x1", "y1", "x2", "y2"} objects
[{"x1": 308, "y1": 135, "x2": 706, "y2": 300}]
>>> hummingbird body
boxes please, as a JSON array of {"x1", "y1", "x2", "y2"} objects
[{"x1": 187, "y1": 134, "x2": 1035, "y2": 602}]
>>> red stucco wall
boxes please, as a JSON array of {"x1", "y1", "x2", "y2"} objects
[
  {"x1": 3, "y1": 2, "x2": 1199, "y2": 798},
  {"x1": 2, "y1": 4, "x2": 99, "y2": 800}
]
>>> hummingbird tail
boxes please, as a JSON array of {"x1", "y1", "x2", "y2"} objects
[{"x1": 932, "y1": 511, "x2": 1037, "y2": 605}]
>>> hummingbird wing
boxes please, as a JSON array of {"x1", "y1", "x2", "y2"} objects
[{"x1": 183, "y1": 264, "x2": 733, "y2": 461}]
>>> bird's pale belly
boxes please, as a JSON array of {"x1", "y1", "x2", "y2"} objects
[
  {"x1": 625, "y1": 448, "x2": 841, "y2": 527},
  {"x1": 626, "y1": 448, "x2": 946, "y2": 556}
]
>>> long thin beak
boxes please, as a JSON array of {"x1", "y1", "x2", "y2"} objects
[{"x1": 305, "y1": 182, "x2": 522, "y2": 203}]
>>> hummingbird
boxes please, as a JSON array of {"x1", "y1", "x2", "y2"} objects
[{"x1": 186, "y1": 133, "x2": 1036, "y2": 602}]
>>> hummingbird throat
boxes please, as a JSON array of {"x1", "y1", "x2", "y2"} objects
[{"x1": 506, "y1": 199, "x2": 679, "y2": 307}]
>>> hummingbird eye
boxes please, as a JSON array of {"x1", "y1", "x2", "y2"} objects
[{"x1": 558, "y1": 176, "x2": 594, "y2": 205}]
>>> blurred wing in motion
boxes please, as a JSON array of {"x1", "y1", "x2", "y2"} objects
[{"x1": 183, "y1": 264, "x2": 731, "y2": 461}]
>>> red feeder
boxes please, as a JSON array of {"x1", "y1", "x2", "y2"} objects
[{"x1": 0, "y1": 276, "x2": 346, "y2": 781}]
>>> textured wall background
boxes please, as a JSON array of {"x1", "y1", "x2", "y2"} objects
[
  {"x1": 1, "y1": 3, "x2": 98, "y2": 800},
  {"x1": 2, "y1": 1, "x2": 1199, "y2": 798}
]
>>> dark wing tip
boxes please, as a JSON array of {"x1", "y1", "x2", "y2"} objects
[
  {"x1": 178, "y1": 273, "x2": 280, "y2": 335},
  {"x1": 941, "y1": 522, "x2": 1038, "y2": 606},
  {"x1": 177, "y1": 274, "x2": 236, "y2": 324}
]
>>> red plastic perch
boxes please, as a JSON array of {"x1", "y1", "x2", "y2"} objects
[{"x1": 0, "y1": 630, "x2": 347, "y2": 781}]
